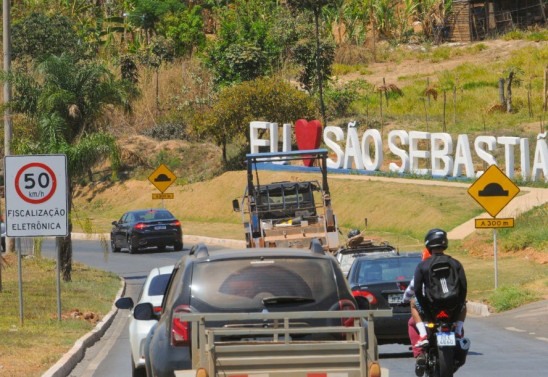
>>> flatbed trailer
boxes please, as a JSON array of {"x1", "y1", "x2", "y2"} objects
[
  {"x1": 174, "y1": 309, "x2": 392, "y2": 377},
  {"x1": 232, "y1": 149, "x2": 340, "y2": 253}
]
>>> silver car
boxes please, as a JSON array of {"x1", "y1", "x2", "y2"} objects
[{"x1": 116, "y1": 265, "x2": 174, "y2": 377}]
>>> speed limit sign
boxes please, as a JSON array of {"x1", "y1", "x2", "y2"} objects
[{"x1": 4, "y1": 155, "x2": 69, "y2": 237}]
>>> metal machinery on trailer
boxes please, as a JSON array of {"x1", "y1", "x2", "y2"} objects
[
  {"x1": 174, "y1": 309, "x2": 391, "y2": 377},
  {"x1": 232, "y1": 149, "x2": 340, "y2": 253}
]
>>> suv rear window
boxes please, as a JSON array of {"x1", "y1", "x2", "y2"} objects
[
  {"x1": 190, "y1": 257, "x2": 338, "y2": 311},
  {"x1": 355, "y1": 257, "x2": 420, "y2": 284}
]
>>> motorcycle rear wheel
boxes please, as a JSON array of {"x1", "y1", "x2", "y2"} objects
[{"x1": 437, "y1": 346, "x2": 455, "y2": 377}]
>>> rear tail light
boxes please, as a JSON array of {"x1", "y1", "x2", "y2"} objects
[
  {"x1": 435, "y1": 310, "x2": 450, "y2": 320},
  {"x1": 352, "y1": 289, "x2": 378, "y2": 305},
  {"x1": 134, "y1": 223, "x2": 146, "y2": 230},
  {"x1": 338, "y1": 299, "x2": 357, "y2": 327},
  {"x1": 171, "y1": 304, "x2": 191, "y2": 346},
  {"x1": 153, "y1": 305, "x2": 162, "y2": 314},
  {"x1": 171, "y1": 220, "x2": 181, "y2": 227}
]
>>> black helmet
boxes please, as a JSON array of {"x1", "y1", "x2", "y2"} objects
[
  {"x1": 348, "y1": 229, "x2": 361, "y2": 239},
  {"x1": 424, "y1": 228, "x2": 448, "y2": 251}
]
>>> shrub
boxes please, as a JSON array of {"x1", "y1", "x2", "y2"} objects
[{"x1": 142, "y1": 123, "x2": 188, "y2": 140}]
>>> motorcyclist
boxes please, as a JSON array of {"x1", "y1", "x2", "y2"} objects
[{"x1": 412, "y1": 228, "x2": 468, "y2": 377}]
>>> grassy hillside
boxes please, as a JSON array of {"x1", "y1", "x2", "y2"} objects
[{"x1": 72, "y1": 171, "x2": 481, "y2": 249}]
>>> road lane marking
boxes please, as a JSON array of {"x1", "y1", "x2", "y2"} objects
[{"x1": 505, "y1": 327, "x2": 526, "y2": 333}]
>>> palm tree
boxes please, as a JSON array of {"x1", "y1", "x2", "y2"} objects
[{"x1": 4, "y1": 54, "x2": 137, "y2": 281}]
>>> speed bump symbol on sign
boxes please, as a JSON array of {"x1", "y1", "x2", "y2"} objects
[
  {"x1": 148, "y1": 164, "x2": 177, "y2": 193},
  {"x1": 468, "y1": 164, "x2": 520, "y2": 217}
]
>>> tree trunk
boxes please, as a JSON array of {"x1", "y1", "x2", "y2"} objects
[
  {"x1": 443, "y1": 90, "x2": 447, "y2": 132},
  {"x1": 506, "y1": 72, "x2": 514, "y2": 113},
  {"x1": 314, "y1": 8, "x2": 326, "y2": 128},
  {"x1": 59, "y1": 186, "x2": 73, "y2": 282},
  {"x1": 499, "y1": 78, "x2": 505, "y2": 106},
  {"x1": 59, "y1": 234, "x2": 73, "y2": 282}
]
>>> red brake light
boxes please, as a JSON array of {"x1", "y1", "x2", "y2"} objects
[
  {"x1": 436, "y1": 310, "x2": 450, "y2": 320},
  {"x1": 352, "y1": 290, "x2": 378, "y2": 305},
  {"x1": 171, "y1": 220, "x2": 181, "y2": 227},
  {"x1": 134, "y1": 223, "x2": 146, "y2": 230},
  {"x1": 339, "y1": 299, "x2": 357, "y2": 327},
  {"x1": 153, "y1": 305, "x2": 162, "y2": 314},
  {"x1": 171, "y1": 305, "x2": 191, "y2": 346}
]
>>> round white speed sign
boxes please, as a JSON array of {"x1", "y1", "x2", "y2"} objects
[{"x1": 4, "y1": 155, "x2": 69, "y2": 237}]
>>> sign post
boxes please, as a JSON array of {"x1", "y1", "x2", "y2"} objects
[
  {"x1": 148, "y1": 164, "x2": 177, "y2": 205},
  {"x1": 467, "y1": 164, "x2": 520, "y2": 289},
  {"x1": 4, "y1": 154, "x2": 69, "y2": 322}
]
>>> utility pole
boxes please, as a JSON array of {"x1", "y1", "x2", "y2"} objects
[{"x1": 3, "y1": 0, "x2": 13, "y2": 255}]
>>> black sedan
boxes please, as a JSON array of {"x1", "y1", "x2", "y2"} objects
[
  {"x1": 347, "y1": 252, "x2": 421, "y2": 345},
  {"x1": 110, "y1": 209, "x2": 183, "y2": 254}
]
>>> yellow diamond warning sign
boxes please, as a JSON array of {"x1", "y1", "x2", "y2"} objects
[
  {"x1": 148, "y1": 164, "x2": 177, "y2": 193},
  {"x1": 468, "y1": 165, "x2": 520, "y2": 217}
]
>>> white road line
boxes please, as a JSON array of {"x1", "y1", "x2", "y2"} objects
[
  {"x1": 536, "y1": 337, "x2": 548, "y2": 342},
  {"x1": 505, "y1": 327, "x2": 527, "y2": 333}
]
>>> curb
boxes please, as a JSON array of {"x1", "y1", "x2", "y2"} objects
[
  {"x1": 41, "y1": 279, "x2": 126, "y2": 377},
  {"x1": 466, "y1": 301, "x2": 490, "y2": 317},
  {"x1": 69, "y1": 232, "x2": 247, "y2": 249}
]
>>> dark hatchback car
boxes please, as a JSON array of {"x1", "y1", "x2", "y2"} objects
[
  {"x1": 110, "y1": 208, "x2": 183, "y2": 254},
  {"x1": 335, "y1": 239, "x2": 398, "y2": 277},
  {"x1": 347, "y1": 252, "x2": 422, "y2": 345},
  {"x1": 133, "y1": 242, "x2": 358, "y2": 377}
]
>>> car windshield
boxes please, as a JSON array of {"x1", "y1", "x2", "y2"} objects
[
  {"x1": 356, "y1": 257, "x2": 420, "y2": 284},
  {"x1": 190, "y1": 257, "x2": 338, "y2": 311}
]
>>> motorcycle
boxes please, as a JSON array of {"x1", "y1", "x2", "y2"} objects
[{"x1": 421, "y1": 309, "x2": 471, "y2": 377}]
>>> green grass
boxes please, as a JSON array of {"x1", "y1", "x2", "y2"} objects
[
  {"x1": 349, "y1": 43, "x2": 548, "y2": 135},
  {"x1": 489, "y1": 285, "x2": 541, "y2": 311},
  {"x1": 0, "y1": 254, "x2": 121, "y2": 376}
]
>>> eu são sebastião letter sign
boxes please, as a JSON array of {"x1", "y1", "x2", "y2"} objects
[{"x1": 4, "y1": 155, "x2": 69, "y2": 237}]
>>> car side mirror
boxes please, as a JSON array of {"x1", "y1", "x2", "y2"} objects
[
  {"x1": 133, "y1": 302, "x2": 157, "y2": 321},
  {"x1": 115, "y1": 296, "x2": 134, "y2": 310},
  {"x1": 112, "y1": 220, "x2": 118, "y2": 226},
  {"x1": 232, "y1": 199, "x2": 240, "y2": 212}
]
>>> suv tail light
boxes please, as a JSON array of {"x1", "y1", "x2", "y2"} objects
[
  {"x1": 134, "y1": 223, "x2": 146, "y2": 230},
  {"x1": 171, "y1": 305, "x2": 191, "y2": 346},
  {"x1": 338, "y1": 299, "x2": 357, "y2": 327}
]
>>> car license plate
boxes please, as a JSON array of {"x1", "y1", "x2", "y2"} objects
[
  {"x1": 388, "y1": 293, "x2": 403, "y2": 304},
  {"x1": 436, "y1": 332, "x2": 456, "y2": 347},
  {"x1": 154, "y1": 225, "x2": 166, "y2": 230}
]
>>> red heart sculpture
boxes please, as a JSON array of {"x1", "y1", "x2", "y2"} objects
[{"x1": 295, "y1": 119, "x2": 322, "y2": 167}]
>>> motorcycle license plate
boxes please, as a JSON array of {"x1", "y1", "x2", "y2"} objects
[
  {"x1": 388, "y1": 293, "x2": 403, "y2": 304},
  {"x1": 436, "y1": 332, "x2": 456, "y2": 347}
]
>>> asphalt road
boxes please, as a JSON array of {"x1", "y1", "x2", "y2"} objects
[{"x1": 40, "y1": 239, "x2": 548, "y2": 377}]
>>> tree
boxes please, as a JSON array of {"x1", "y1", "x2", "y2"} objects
[
  {"x1": 203, "y1": 0, "x2": 298, "y2": 87},
  {"x1": 195, "y1": 77, "x2": 317, "y2": 163},
  {"x1": 287, "y1": 0, "x2": 335, "y2": 128},
  {"x1": 127, "y1": 0, "x2": 185, "y2": 45},
  {"x1": 3, "y1": 54, "x2": 137, "y2": 281},
  {"x1": 11, "y1": 13, "x2": 91, "y2": 64}
]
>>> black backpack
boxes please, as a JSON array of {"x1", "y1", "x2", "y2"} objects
[{"x1": 425, "y1": 254, "x2": 461, "y2": 309}]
